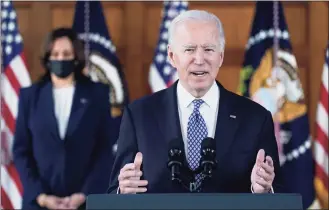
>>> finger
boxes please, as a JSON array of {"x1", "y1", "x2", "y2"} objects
[
  {"x1": 256, "y1": 149, "x2": 265, "y2": 165},
  {"x1": 260, "y1": 162, "x2": 274, "y2": 174},
  {"x1": 120, "y1": 179, "x2": 148, "y2": 188},
  {"x1": 57, "y1": 203, "x2": 70, "y2": 210},
  {"x1": 118, "y1": 170, "x2": 142, "y2": 181},
  {"x1": 120, "y1": 163, "x2": 136, "y2": 174},
  {"x1": 134, "y1": 152, "x2": 143, "y2": 171},
  {"x1": 120, "y1": 170, "x2": 143, "y2": 180},
  {"x1": 266, "y1": 156, "x2": 274, "y2": 167},
  {"x1": 61, "y1": 196, "x2": 70, "y2": 204},
  {"x1": 255, "y1": 177, "x2": 271, "y2": 189},
  {"x1": 256, "y1": 168, "x2": 272, "y2": 182},
  {"x1": 70, "y1": 193, "x2": 85, "y2": 206},
  {"x1": 47, "y1": 200, "x2": 61, "y2": 210},
  {"x1": 121, "y1": 187, "x2": 147, "y2": 194}
]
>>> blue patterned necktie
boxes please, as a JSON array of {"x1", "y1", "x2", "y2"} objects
[{"x1": 187, "y1": 99, "x2": 208, "y2": 189}]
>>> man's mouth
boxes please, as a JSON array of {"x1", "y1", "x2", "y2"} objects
[{"x1": 191, "y1": 71, "x2": 208, "y2": 76}]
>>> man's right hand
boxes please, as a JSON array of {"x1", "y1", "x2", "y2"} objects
[{"x1": 118, "y1": 152, "x2": 148, "y2": 194}]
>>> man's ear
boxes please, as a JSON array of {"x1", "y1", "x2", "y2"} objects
[
  {"x1": 218, "y1": 51, "x2": 224, "y2": 68},
  {"x1": 167, "y1": 45, "x2": 176, "y2": 68}
]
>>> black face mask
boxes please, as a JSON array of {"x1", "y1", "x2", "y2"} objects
[{"x1": 48, "y1": 60, "x2": 75, "y2": 78}]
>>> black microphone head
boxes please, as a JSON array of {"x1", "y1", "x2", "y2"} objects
[
  {"x1": 168, "y1": 138, "x2": 184, "y2": 156},
  {"x1": 200, "y1": 137, "x2": 217, "y2": 176},
  {"x1": 168, "y1": 138, "x2": 184, "y2": 166},
  {"x1": 201, "y1": 137, "x2": 216, "y2": 149},
  {"x1": 201, "y1": 137, "x2": 216, "y2": 157}
]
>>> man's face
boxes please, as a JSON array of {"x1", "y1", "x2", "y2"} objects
[{"x1": 168, "y1": 20, "x2": 224, "y2": 96}]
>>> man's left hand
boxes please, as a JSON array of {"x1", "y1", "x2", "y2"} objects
[{"x1": 251, "y1": 149, "x2": 275, "y2": 193}]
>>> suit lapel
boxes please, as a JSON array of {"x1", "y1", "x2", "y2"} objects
[
  {"x1": 214, "y1": 82, "x2": 240, "y2": 161},
  {"x1": 154, "y1": 81, "x2": 184, "y2": 146},
  {"x1": 65, "y1": 81, "x2": 90, "y2": 140},
  {"x1": 41, "y1": 82, "x2": 61, "y2": 141}
]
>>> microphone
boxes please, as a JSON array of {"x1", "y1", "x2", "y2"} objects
[
  {"x1": 167, "y1": 138, "x2": 185, "y2": 183},
  {"x1": 200, "y1": 137, "x2": 217, "y2": 178}
]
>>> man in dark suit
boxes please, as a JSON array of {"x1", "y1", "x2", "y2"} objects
[{"x1": 108, "y1": 10, "x2": 283, "y2": 194}]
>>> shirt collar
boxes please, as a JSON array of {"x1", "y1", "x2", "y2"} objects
[{"x1": 177, "y1": 80, "x2": 219, "y2": 111}]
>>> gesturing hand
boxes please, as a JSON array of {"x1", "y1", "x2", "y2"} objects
[
  {"x1": 251, "y1": 149, "x2": 275, "y2": 193},
  {"x1": 118, "y1": 152, "x2": 148, "y2": 194}
]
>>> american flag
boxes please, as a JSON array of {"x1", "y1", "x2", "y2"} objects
[
  {"x1": 314, "y1": 43, "x2": 329, "y2": 209},
  {"x1": 148, "y1": 1, "x2": 188, "y2": 93},
  {"x1": 1, "y1": 1, "x2": 31, "y2": 209}
]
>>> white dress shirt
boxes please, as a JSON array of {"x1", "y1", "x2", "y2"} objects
[
  {"x1": 176, "y1": 81, "x2": 220, "y2": 154},
  {"x1": 53, "y1": 85, "x2": 75, "y2": 140}
]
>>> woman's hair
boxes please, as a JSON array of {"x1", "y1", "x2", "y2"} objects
[{"x1": 38, "y1": 27, "x2": 88, "y2": 83}]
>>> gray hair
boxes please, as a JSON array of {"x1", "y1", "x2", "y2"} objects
[{"x1": 168, "y1": 10, "x2": 225, "y2": 51}]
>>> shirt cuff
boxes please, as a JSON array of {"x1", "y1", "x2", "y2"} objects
[
  {"x1": 117, "y1": 187, "x2": 120, "y2": 194},
  {"x1": 251, "y1": 184, "x2": 274, "y2": 193}
]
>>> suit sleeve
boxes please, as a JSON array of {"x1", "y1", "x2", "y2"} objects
[
  {"x1": 12, "y1": 88, "x2": 50, "y2": 204},
  {"x1": 257, "y1": 110, "x2": 285, "y2": 193},
  {"x1": 107, "y1": 105, "x2": 138, "y2": 193},
  {"x1": 81, "y1": 85, "x2": 118, "y2": 195}
]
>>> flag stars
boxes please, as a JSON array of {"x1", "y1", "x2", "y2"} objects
[
  {"x1": 80, "y1": 33, "x2": 116, "y2": 53},
  {"x1": 181, "y1": 1, "x2": 188, "y2": 7},
  {"x1": 168, "y1": 9, "x2": 178, "y2": 18},
  {"x1": 249, "y1": 37, "x2": 255, "y2": 45},
  {"x1": 2, "y1": 1, "x2": 10, "y2": 7},
  {"x1": 104, "y1": 41, "x2": 111, "y2": 49},
  {"x1": 6, "y1": 34, "x2": 13, "y2": 43},
  {"x1": 8, "y1": 22, "x2": 15, "y2": 31},
  {"x1": 281, "y1": 138, "x2": 311, "y2": 165},
  {"x1": 9, "y1": 11, "x2": 16, "y2": 19},
  {"x1": 5, "y1": 46, "x2": 12, "y2": 55},
  {"x1": 163, "y1": 65, "x2": 172, "y2": 75},
  {"x1": 165, "y1": 20, "x2": 171, "y2": 28},
  {"x1": 94, "y1": 34, "x2": 100, "y2": 42},
  {"x1": 110, "y1": 45, "x2": 116, "y2": 53},
  {"x1": 245, "y1": 29, "x2": 289, "y2": 50},
  {"x1": 173, "y1": 1, "x2": 181, "y2": 6},
  {"x1": 2, "y1": 10, "x2": 8, "y2": 19},
  {"x1": 156, "y1": 54, "x2": 165, "y2": 63},
  {"x1": 2, "y1": 23, "x2": 7, "y2": 31},
  {"x1": 268, "y1": 29, "x2": 274, "y2": 37},
  {"x1": 99, "y1": 36, "x2": 106, "y2": 45},
  {"x1": 161, "y1": 32, "x2": 168, "y2": 40},
  {"x1": 259, "y1": 30, "x2": 266, "y2": 39},
  {"x1": 15, "y1": 34, "x2": 22, "y2": 43},
  {"x1": 159, "y1": 42, "x2": 167, "y2": 52},
  {"x1": 151, "y1": 1, "x2": 188, "y2": 87},
  {"x1": 282, "y1": 31, "x2": 289, "y2": 39},
  {"x1": 299, "y1": 145, "x2": 306, "y2": 154}
]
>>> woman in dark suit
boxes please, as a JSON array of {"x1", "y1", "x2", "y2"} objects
[{"x1": 13, "y1": 28, "x2": 119, "y2": 210}]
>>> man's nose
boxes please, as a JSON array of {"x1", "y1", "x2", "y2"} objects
[{"x1": 194, "y1": 50, "x2": 205, "y2": 65}]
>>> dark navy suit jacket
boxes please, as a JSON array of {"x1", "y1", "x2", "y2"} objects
[
  {"x1": 13, "y1": 78, "x2": 118, "y2": 209},
  {"x1": 108, "y1": 81, "x2": 284, "y2": 194}
]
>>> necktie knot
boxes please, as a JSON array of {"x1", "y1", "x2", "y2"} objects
[{"x1": 192, "y1": 99, "x2": 204, "y2": 111}]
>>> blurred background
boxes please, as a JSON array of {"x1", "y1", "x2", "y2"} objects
[{"x1": 1, "y1": 1, "x2": 328, "y2": 210}]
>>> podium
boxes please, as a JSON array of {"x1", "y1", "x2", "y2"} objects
[{"x1": 86, "y1": 193, "x2": 303, "y2": 209}]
